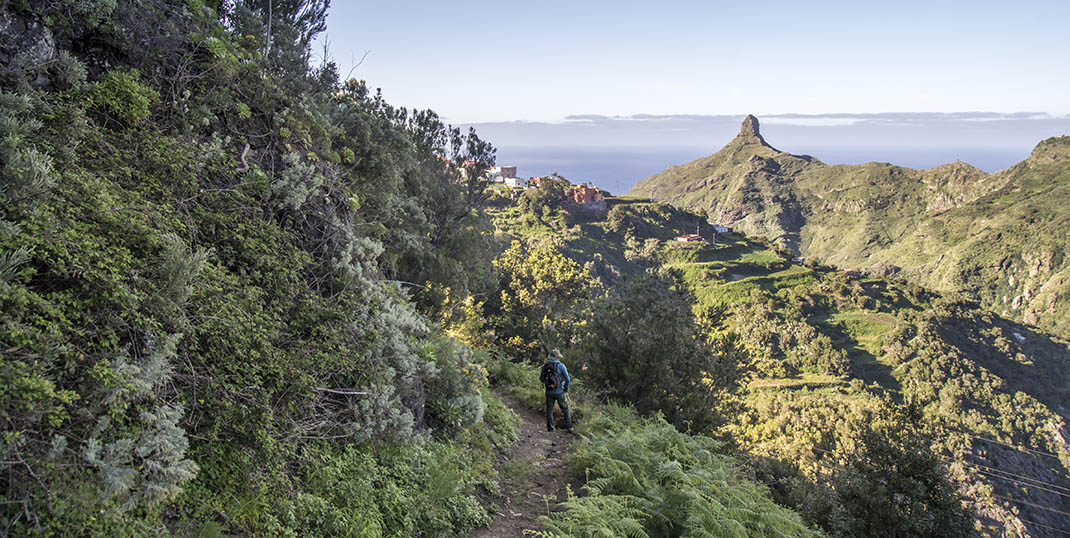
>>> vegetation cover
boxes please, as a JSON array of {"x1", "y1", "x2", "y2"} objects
[
  {"x1": 4, "y1": 1, "x2": 1068, "y2": 536},
  {"x1": 538, "y1": 405, "x2": 821, "y2": 538},
  {"x1": 489, "y1": 183, "x2": 1070, "y2": 536},
  {"x1": 0, "y1": 2, "x2": 823, "y2": 536},
  {"x1": 629, "y1": 116, "x2": 1070, "y2": 338},
  {"x1": 0, "y1": 1, "x2": 510, "y2": 535}
]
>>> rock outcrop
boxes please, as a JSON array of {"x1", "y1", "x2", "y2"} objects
[
  {"x1": 0, "y1": 10, "x2": 56, "y2": 88},
  {"x1": 736, "y1": 114, "x2": 770, "y2": 147}
]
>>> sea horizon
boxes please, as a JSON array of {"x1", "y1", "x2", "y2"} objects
[{"x1": 495, "y1": 145, "x2": 1031, "y2": 196}]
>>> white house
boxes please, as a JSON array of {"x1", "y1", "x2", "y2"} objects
[
  {"x1": 486, "y1": 165, "x2": 517, "y2": 184},
  {"x1": 505, "y1": 177, "x2": 529, "y2": 188},
  {"x1": 713, "y1": 225, "x2": 732, "y2": 234}
]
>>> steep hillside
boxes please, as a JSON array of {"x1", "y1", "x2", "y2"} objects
[
  {"x1": 0, "y1": 4, "x2": 831, "y2": 536},
  {"x1": 492, "y1": 195, "x2": 1070, "y2": 536},
  {"x1": 0, "y1": 2, "x2": 510, "y2": 535},
  {"x1": 629, "y1": 117, "x2": 1070, "y2": 337},
  {"x1": 629, "y1": 115, "x2": 821, "y2": 252}
]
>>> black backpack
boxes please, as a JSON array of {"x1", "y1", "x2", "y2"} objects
[{"x1": 541, "y1": 361, "x2": 561, "y2": 391}]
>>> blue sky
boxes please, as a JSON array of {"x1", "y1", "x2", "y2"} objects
[
  {"x1": 318, "y1": 1, "x2": 1069, "y2": 189},
  {"x1": 319, "y1": 0, "x2": 1070, "y2": 123}
]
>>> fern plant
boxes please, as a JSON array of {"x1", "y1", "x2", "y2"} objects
[{"x1": 545, "y1": 404, "x2": 823, "y2": 538}]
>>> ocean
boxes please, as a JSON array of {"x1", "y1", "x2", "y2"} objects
[{"x1": 494, "y1": 146, "x2": 1031, "y2": 196}]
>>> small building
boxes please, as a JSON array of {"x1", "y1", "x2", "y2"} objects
[
  {"x1": 713, "y1": 225, "x2": 732, "y2": 234},
  {"x1": 485, "y1": 166, "x2": 505, "y2": 183},
  {"x1": 674, "y1": 234, "x2": 706, "y2": 243},
  {"x1": 569, "y1": 184, "x2": 605, "y2": 204},
  {"x1": 505, "y1": 177, "x2": 529, "y2": 188},
  {"x1": 486, "y1": 165, "x2": 516, "y2": 183}
]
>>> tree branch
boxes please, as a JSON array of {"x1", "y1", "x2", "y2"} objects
[{"x1": 314, "y1": 388, "x2": 368, "y2": 396}]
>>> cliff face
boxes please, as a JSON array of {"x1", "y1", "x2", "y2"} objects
[{"x1": 630, "y1": 117, "x2": 1070, "y2": 337}]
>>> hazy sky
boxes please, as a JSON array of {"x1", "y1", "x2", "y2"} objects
[
  {"x1": 319, "y1": 0, "x2": 1070, "y2": 123},
  {"x1": 466, "y1": 112, "x2": 1070, "y2": 194}
]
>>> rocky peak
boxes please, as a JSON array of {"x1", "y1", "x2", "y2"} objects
[
  {"x1": 741, "y1": 115, "x2": 761, "y2": 137},
  {"x1": 736, "y1": 115, "x2": 769, "y2": 146}
]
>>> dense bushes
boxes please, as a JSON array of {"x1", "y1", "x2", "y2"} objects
[
  {"x1": 486, "y1": 240, "x2": 600, "y2": 362},
  {"x1": 0, "y1": 0, "x2": 509, "y2": 535},
  {"x1": 730, "y1": 389, "x2": 971, "y2": 538},
  {"x1": 284, "y1": 419, "x2": 511, "y2": 537},
  {"x1": 678, "y1": 246, "x2": 1070, "y2": 532},
  {"x1": 582, "y1": 270, "x2": 741, "y2": 431}
]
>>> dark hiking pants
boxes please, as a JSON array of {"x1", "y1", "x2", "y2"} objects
[{"x1": 545, "y1": 392, "x2": 571, "y2": 430}]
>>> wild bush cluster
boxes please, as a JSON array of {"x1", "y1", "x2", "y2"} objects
[
  {"x1": 0, "y1": 1, "x2": 511, "y2": 535},
  {"x1": 690, "y1": 252, "x2": 1070, "y2": 534}
]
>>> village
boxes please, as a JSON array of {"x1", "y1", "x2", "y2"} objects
[
  {"x1": 480, "y1": 163, "x2": 734, "y2": 245},
  {"x1": 484, "y1": 165, "x2": 608, "y2": 204}
]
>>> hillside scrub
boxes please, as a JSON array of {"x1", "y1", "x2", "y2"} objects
[
  {"x1": 0, "y1": 1, "x2": 510, "y2": 534},
  {"x1": 486, "y1": 239, "x2": 601, "y2": 362},
  {"x1": 581, "y1": 270, "x2": 743, "y2": 431},
  {"x1": 683, "y1": 252, "x2": 1070, "y2": 534},
  {"x1": 491, "y1": 185, "x2": 1070, "y2": 535}
]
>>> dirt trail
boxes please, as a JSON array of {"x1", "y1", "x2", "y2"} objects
[{"x1": 473, "y1": 393, "x2": 577, "y2": 538}]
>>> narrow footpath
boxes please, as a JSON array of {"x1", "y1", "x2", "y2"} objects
[{"x1": 473, "y1": 392, "x2": 578, "y2": 537}]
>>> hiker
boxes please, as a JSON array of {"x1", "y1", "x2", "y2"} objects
[{"x1": 539, "y1": 349, "x2": 572, "y2": 432}]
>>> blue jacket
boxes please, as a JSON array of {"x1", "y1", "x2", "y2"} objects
[{"x1": 540, "y1": 360, "x2": 570, "y2": 395}]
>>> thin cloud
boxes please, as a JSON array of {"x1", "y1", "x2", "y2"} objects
[{"x1": 558, "y1": 112, "x2": 1056, "y2": 128}]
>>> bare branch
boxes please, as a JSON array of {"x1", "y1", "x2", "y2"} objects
[
  {"x1": 314, "y1": 388, "x2": 368, "y2": 396},
  {"x1": 236, "y1": 143, "x2": 251, "y2": 172}
]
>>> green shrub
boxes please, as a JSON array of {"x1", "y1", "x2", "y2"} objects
[
  {"x1": 476, "y1": 388, "x2": 520, "y2": 450},
  {"x1": 291, "y1": 441, "x2": 494, "y2": 538},
  {"x1": 583, "y1": 270, "x2": 740, "y2": 431},
  {"x1": 424, "y1": 337, "x2": 489, "y2": 435},
  {"x1": 87, "y1": 69, "x2": 158, "y2": 125},
  {"x1": 485, "y1": 357, "x2": 544, "y2": 412}
]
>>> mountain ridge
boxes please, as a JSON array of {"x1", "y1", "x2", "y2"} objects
[{"x1": 628, "y1": 116, "x2": 1070, "y2": 336}]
